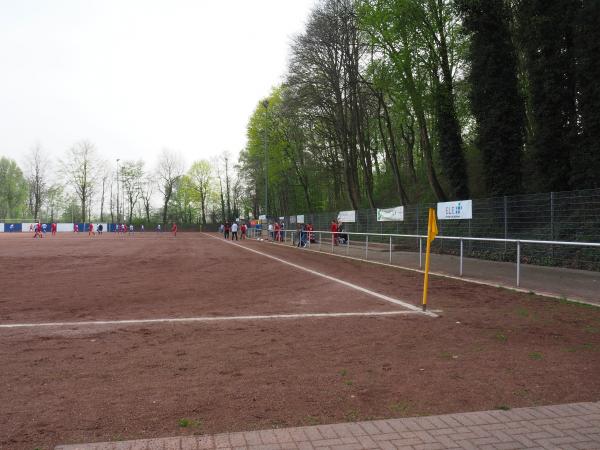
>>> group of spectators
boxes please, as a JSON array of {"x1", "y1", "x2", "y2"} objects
[
  {"x1": 220, "y1": 222, "x2": 247, "y2": 240},
  {"x1": 267, "y1": 221, "x2": 287, "y2": 242}
]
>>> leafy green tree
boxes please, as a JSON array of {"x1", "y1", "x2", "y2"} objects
[
  {"x1": 459, "y1": 0, "x2": 525, "y2": 195},
  {"x1": 518, "y1": 0, "x2": 578, "y2": 192},
  {"x1": 0, "y1": 157, "x2": 28, "y2": 219},
  {"x1": 188, "y1": 160, "x2": 213, "y2": 225},
  {"x1": 572, "y1": 0, "x2": 600, "y2": 188}
]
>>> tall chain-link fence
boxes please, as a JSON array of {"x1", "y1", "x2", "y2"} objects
[{"x1": 282, "y1": 188, "x2": 600, "y2": 271}]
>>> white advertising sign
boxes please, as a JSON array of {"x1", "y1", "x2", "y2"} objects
[
  {"x1": 337, "y1": 210, "x2": 356, "y2": 223},
  {"x1": 289, "y1": 215, "x2": 296, "y2": 224},
  {"x1": 258, "y1": 214, "x2": 267, "y2": 220},
  {"x1": 377, "y1": 206, "x2": 404, "y2": 222},
  {"x1": 437, "y1": 200, "x2": 473, "y2": 220},
  {"x1": 0, "y1": 223, "x2": 3, "y2": 232},
  {"x1": 296, "y1": 215, "x2": 305, "y2": 224},
  {"x1": 22, "y1": 222, "x2": 36, "y2": 232},
  {"x1": 57, "y1": 223, "x2": 74, "y2": 232},
  {"x1": 278, "y1": 216, "x2": 284, "y2": 220}
]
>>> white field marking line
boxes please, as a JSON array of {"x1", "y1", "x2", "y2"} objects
[
  {"x1": 0, "y1": 311, "x2": 419, "y2": 329},
  {"x1": 203, "y1": 233, "x2": 436, "y2": 317},
  {"x1": 261, "y1": 236, "x2": 600, "y2": 309}
]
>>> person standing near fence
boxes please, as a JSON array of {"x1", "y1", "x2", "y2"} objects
[
  {"x1": 274, "y1": 221, "x2": 281, "y2": 242},
  {"x1": 224, "y1": 222, "x2": 230, "y2": 239},
  {"x1": 88, "y1": 223, "x2": 95, "y2": 236},
  {"x1": 268, "y1": 222, "x2": 274, "y2": 240},
  {"x1": 330, "y1": 219, "x2": 338, "y2": 246},
  {"x1": 171, "y1": 222, "x2": 177, "y2": 237},
  {"x1": 51, "y1": 222, "x2": 57, "y2": 236},
  {"x1": 231, "y1": 222, "x2": 238, "y2": 240},
  {"x1": 240, "y1": 222, "x2": 247, "y2": 239}
]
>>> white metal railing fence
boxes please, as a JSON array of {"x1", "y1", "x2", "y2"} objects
[{"x1": 244, "y1": 228, "x2": 600, "y2": 288}]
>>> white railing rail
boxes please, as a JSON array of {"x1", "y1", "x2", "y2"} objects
[{"x1": 244, "y1": 227, "x2": 600, "y2": 288}]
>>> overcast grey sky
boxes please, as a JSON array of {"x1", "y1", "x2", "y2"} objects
[{"x1": 0, "y1": 0, "x2": 315, "y2": 169}]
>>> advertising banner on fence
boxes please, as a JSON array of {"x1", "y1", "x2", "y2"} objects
[
  {"x1": 57, "y1": 223, "x2": 74, "y2": 232},
  {"x1": 437, "y1": 200, "x2": 473, "y2": 220},
  {"x1": 289, "y1": 215, "x2": 296, "y2": 224},
  {"x1": 337, "y1": 210, "x2": 356, "y2": 223},
  {"x1": 0, "y1": 223, "x2": 3, "y2": 233},
  {"x1": 258, "y1": 214, "x2": 266, "y2": 221},
  {"x1": 377, "y1": 206, "x2": 404, "y2": 222},
  {"x1": 296, "y1": 215, "x2": 305, "y2": 224}
]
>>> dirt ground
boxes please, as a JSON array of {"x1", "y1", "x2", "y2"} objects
[{"x1": 1, "y1": 232, "x2": 599, "y2": 449}]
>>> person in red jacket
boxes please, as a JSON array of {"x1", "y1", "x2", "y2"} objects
[
  {"x1": 51, "y1": 222, "x2": 57, "y2": 236},
  {"x1": 330, "y1": 219, "x2": 338, "y2": 246},
  {"x1": 274, "y1": 221, "x2": 281, "y2": 242},
  {"x1": 88, "y1": 223, "x2": 95, "y2": 236},
  {"x1": 240, "y1": 223, "x2": 247, "y2": 240},
  {"x1": 171, "y1": 222, "x2": 177, "y2": 237}
]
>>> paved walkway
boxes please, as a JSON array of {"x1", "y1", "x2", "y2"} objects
[{"x1": 56, "y1": 401, "x2": 600, "y2": 449}]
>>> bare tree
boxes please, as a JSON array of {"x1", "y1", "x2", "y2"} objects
[
  {"x1": 25, "y1": 143, "x2": 49, "y2": 220},
  {"x1": 156, "y1": 149, "x2": 184, "y2": 224},
  {"x1": 97, "y1": 161, "x2": 111, "y2": 222},
  {"x1": 61, "y1": 140, "x2": 98, "y2": 222},
  {"x1": 120, "y1": 160, "x2": 144, "y2": 223},
  {"x1": 45, "y1": 184, "x2": 63, "y2": 222},
  {"x1": 140, "y1": 175, "x2": 154, "y2": 222}
]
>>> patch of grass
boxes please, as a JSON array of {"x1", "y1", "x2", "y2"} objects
[
  {"x1": 514, "y1": 388, "x2": 530, "y2": 398},
  {"x1": 344, "y1": 409, "x2": 360, "y2": 422},
  {"x1": 344, "y1": 379, "x2": 354, "y2": 386},
  {"x1": 556, "y1": 297, "x2": 599, "y2": 309},
  {"x1": 389, "y1": 401, "x2": 411, "y2": 414},
  {"x1": 304, "y1": 415, "x2": 321, "y2": 426},
  {"x1": 529, "y1": 351, "x2": 544, "y2": 360},
  {"x1": 178, "y1": 418, "x2": 202, "y2": 429},
  {"x1": 516, "y1": 307, "x2": 529, "y2": 318},
  {"x1": 339, "y1": 369, "x2": 347, "y2": 377},
  {"x1": 495, "y1": 405, "x2": 511, "y2": 411},
  {"x1": 269, "y1": 419, "x2": 288, "y2": 428},
  {"x1": 584, "y1": 325, "x2": 599, "y2": 334},
  {"x1": 495, "y1": 332, "x2": 508, "y2": 343},
  {"x1": 440, "y1": 351, "x2": 453, "y2": 359},
  {"x1": 567, "y1": 343, "x2": 596, "y2": 352}
]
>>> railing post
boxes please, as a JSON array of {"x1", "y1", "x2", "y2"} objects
[
  {"x1": 460, "y1": 239, "x2": 463, "y2": 276},
  {"x1": 389, "y1": 235, "x2": 392, "y2": 264},
  {"x1": 516, "y1": 240, "x2": 521, "y2": 287},
  {"x1": 331, "y1": 231, "x2": 334, "y2": 253},
  {"x1": 504, "y1": 196, "x2": 508, "y2": 253},
  {"x1": 319, "y1": 232, "x2": 322, "y2": 251},
  {"x1": 365, "y1": 235, "x2": 369, "y2": 260},
  {"x1": 419, "y1": 238, "x2": 423, "y2": 269},
  {"x1": 347, "y1": 234, "x2": 350, "y2": 255}
]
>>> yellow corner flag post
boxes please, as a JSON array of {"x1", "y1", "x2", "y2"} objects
[{"x1": 422, "y1": 208, "x2": 438, "y2": 311}]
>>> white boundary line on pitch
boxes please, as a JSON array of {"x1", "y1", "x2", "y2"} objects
[
  {"x1": 203, "y1": 233, "x2": 436, "y2": 317},
  {"x1": 0, "y1": 311, "x2": 420, "y2": 329},
  {"x1": 252, "y1": 236, "x2": 600, "y2": 309}
]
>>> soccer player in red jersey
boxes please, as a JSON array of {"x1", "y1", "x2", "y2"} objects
[
  {"x1": 330, "y1": 219, "x2": 338, "y2": 246},
  {"x1": 51, "y1": 223, "x2": 57, "y2": 236},
  {"x1": 171, "y1": 223, "x2": 177, "y2": 237},
  {"x1": 88, "y1": 223, "x2": 94, "y2": 236},
  {"x1": 33, "y1": 222, "x2": 43, "y2": 238}
]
